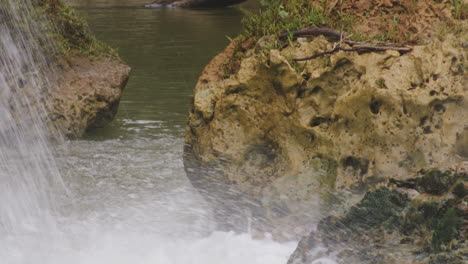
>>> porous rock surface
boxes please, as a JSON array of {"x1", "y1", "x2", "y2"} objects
[
  {"x1": 184, "y1": 34, "x2": 467, "y2": 235},
  {"x1": 50, "y1": 56, "x2": 130, "y2": 138},
  {"x1": 287, "y1": 167, "x2": 467, "y2": 264}
]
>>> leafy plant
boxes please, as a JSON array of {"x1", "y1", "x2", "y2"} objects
[
  {"x1": 239, "y1": 0, "x2": 333, "y2": 41},
  {"x1": 34, "y1": 0, "x2": 117, "y2": 59},
  {"x1": 453, "y1": 0, "x2": 468, "y2": 19}
]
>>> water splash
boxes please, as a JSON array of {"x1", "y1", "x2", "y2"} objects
[{"x1": 0, "y1": 2, "x2": 300, "y2": 263}]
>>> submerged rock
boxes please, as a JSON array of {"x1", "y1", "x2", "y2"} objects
[
  {"x1": 287, "y1": 168, "x2": 467, "y2": 264},
  {"x1": 145, "y1": 0, "x2": 246, "y2": 8},
  {"x1": 184, "y1": 33, "x2": 467, "y2": 237}
]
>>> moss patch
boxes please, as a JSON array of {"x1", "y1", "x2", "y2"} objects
[
  {"x1": 452, "y1": 182, "x2": 467, "y2": 198},
  {"x1": 432, "y1": 208, "x2": 463, "y2": 250},
  {"x1": 416, "y1": 169, "x2": 457, "y2": 195},
  {"x1": 339, "y1": 187, "x2": 408, "y2": 230},
  {"x1": 401, "y1": 201, "x2": 441, "y2": 236}
]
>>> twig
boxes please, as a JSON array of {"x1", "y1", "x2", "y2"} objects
[
  {"x1": 278, "y1": 28, "x2": 345, "y2": 42},
  {"x1": 279, "y1": 27, "x2": 413, "y2": 61},
  {"x1": 350, "y1": 44, "x2": 412, "y2": 52}
]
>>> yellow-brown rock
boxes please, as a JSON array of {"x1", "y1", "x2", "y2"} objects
[
  {"x1": 50, "y1": 56, "x2": 130, "y2": 138},
  {"x1": 184, "y1": 34, "x2": 467, "y2": 236}
]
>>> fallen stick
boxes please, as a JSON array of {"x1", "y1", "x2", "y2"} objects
[
  {"x1": 279, "y1": 27, "x2": 412, "y2": 61},
  {"x1": 278, "y1": 28, "x2": 345, "y2": 42}
]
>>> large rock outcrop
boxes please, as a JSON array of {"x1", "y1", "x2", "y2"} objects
[
  {"x1": 184, "y1": 34, "x2": 467, "y2": 236},
  {"x1": 50, "y1": 56, "x2": 130, "y2": 138},
  {"x1": 32, "y1": 0, "x2": 131, "y2": 138}
]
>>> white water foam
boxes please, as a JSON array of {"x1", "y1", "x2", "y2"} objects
[{"x1": 3, "y1": 231, "x2": 296, "y2": 264}]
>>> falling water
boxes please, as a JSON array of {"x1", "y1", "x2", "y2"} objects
[
  {"x1": 0, "y1": 1, "x2": 314, "y2": 263},
  {"x1": 0, "y1": 0, "x2": 64, "y2": 236}
]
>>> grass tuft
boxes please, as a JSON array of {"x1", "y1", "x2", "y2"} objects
[{"x1": 34, "y1": 0, "x2": 117, "y2": 59}]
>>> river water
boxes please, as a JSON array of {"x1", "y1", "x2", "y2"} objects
[{"x1": 1, "y1": 2, "x2": 300, "y2": 264}]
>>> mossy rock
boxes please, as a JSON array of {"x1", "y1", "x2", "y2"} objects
[
  {"x1": 452, "y1": 182, "x2": 467, "y2": 198},
  {"x1": 429, "y1": 253, "x2": 465, "y2": 264},
  {"x1": 337, "y1": 187, "x2": 408, "y2": 230},
  {"x1": 432, "y1": 208, "x2": 463, "y2": 250},
  {"x1": 401, "y1": 201, "x2": 441, "y2": 235},
  {"x1": 416, "y1": 170, "x2": 457, "y2": 195}
]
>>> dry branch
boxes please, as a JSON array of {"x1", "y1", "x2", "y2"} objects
[
  {"x1": 278, "y1": 28, "x2": 413, "y2": 61},
  {"x1": 278, "y1": 28, "x2": 344, "y2": 41}
]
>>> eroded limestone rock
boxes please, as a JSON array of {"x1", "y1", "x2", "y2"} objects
[
  {"x1": 184, "y1": 34, "x2": 467, "y2": 236},
  {"x1": 50, "y1": 56, "x2": 130, "y2": 138}
]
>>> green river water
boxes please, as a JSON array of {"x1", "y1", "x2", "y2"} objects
[{"x1": 73, "y1": 3, "x2": 243, "y2": 139}]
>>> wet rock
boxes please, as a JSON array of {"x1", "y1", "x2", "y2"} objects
[
  {"x1": 329, "y1": 187, "x2": 408, "y2": 230},
  {"x1": 416, "y1": 169, "x2": 458, "y2": 195},
  {"x1": 452, "y1": 182, "x2": 467, "y2": 198},
  {"x1": 287, "y1": 168, "x2": 467, "y2": 264},
  {"x1": 49, "y1": 56, "x2": 130, "y2": 138}
]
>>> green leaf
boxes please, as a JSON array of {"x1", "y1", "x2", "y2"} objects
[
  {"x1": 278, "y1": 10, "x2": 289, "y2": 19},
  {"x1": 260, "y1": 1, "x2": 269, "y2": 7}
]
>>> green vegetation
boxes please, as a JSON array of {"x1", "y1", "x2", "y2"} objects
[
  {"x1": 343, "y1": 187, "x2": 464, "y2": 251},
  {"x1": 219, "y1": 0, "x2": 467, "y2": 78},
  {"x1": 340, "y1": 187, "x2": 408, "y2": 229},
  {"x1": 452, "y1": 182, "x2": 467, "y2": 198},
  {"x1": 239, "y1": 0, "x2": 351, "y2": 42},
  {"x1": 417, "y1": 169, "x2": 457, "y2": 195},
  {"x1": 401, "y1": 201, "x2": 442, "y2": 238},
  {"x1": 429, "y1": 254, "x2": 464, "y2": 264},
  {"x1": 237, "y1": 0, "x2": 466, "y2": 44},
  {"x1": 432, "y1": 208, "x2": 462, "y2": 250},
  {"x1": 375, "y1": 78, "x2": 386, "y2": 88},
  {"x1": 314, "y1": 168, "x2": 466, "y2": 261},
  {"x1": 453, "y1": 0, "x2": 468, "y2": 19},
  {"x1": 34, "y1": 0, "x2": 117, "y2": 58}
]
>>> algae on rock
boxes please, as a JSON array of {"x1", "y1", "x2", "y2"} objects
[{"x1": 287, "y1": 169, "x2": 467, "y2": 264}]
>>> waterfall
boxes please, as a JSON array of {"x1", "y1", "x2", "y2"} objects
[
  {"x1": 0, "y1": 2, "x2": 303, "y2": 263},
  {"x1": 0, "y1": 0, "x2": 65, "y2": 235}
]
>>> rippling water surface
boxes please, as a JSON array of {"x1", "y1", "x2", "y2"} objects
[{"x1": 1, "y1": 2, "x2": 301, "y2": 263}]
